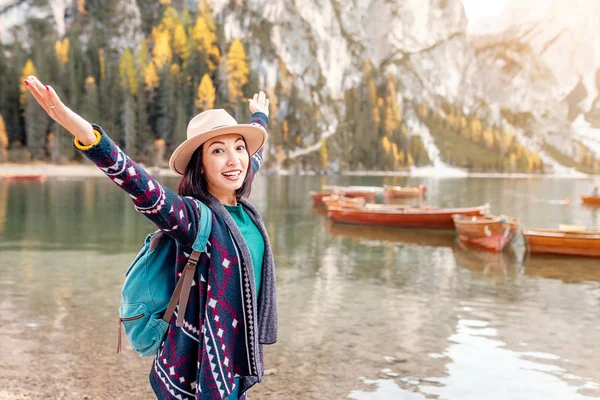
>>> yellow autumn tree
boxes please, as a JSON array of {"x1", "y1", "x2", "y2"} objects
[
  {"x1": 0, "y1": 115, "x2": 8, "y2": 161},
  {"x1": 20, "y1": 59, "x2": 37, "y2": 106},
  {"x1": 470, "y1": 118, "x2": 482, "y2": 143},
  {"x1": 226, "y1": 40, "x2": 249, "y2": 105},
  {"x1": 392, "y1": 143, "x2": 401, "y2": 166},
  {"x1": 195, "y1": 74, "x2": 216, "y2": 111},
  {"x1": 181, "y1": 9, "x2": 192, "y2": 27},
  {"x1": 197, "y1": 0, "x2": 213, "y2": 21},
  {"x1": 398, "y1": 149, "x2": 406, "y2": 166},
  {"x1": 54, "y1": 38, "x2": 69, "y2": 65},
  {"x1": 77, "y1": 0, "x2": 86, "y2": 14},
  {"x1": 173, "y1": 23, "x2": 189, "y2": 63},
  {"x1": 483, "y1": 127, "x2": 494, "y2": 149},
  {"x1": 375, "y1": 97, "x2": 383, "y2": 134},
  {"x1": 318, "y1": 139, "x2": 328, "y2": 169},
  {"x1": 282, "y1": 119, "x2": 289, "y2": 143},
  {"x1": 96, "y1": 49, "x2": 105, "y2": 80},
  {"x1": 381, "y1": 136, "x2": 392, "y2": 153},
  {"x1": 383, "y1": 80, "x2": 401, "y2": 137},
  {"x1": 145, "y1": 62, "x2": 159, "y2": 90},
  {"x1": 160, "y1": 6, "x2": 179, "y2": 34},
  {"x1": 192, "y1": 2, "x2": 221, "y2": 72},
  {"x1": 153, "y1": 30, "x2": 173, "y2": 70},
  {"x1": 119, "y1": 48, "x2": 137, "y2": 94}
]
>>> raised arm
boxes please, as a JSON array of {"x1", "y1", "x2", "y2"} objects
[
  {"x1": 24, "y1": 75, "x2": 202, "y2": 247},
  {"x1": 248, "y1": 91, "x2": 270, "y2": 176}
]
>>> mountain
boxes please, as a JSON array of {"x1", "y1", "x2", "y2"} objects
[
  {"x1": 0, "y1": 0, "x2": 598, "y2": 175},
  {"x1": 468, "y1": 0, "x2": 600, "y2": 173}
]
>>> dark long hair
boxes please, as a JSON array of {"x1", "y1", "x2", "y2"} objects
[{"x1": 177, "y1": 144, "x2": 254, "y2": 203}]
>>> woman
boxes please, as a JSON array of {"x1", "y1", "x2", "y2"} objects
[{"x1": 24, "y1": 76, "x2": 277, "y2": 400}]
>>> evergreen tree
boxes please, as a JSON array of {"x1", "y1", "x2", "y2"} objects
[
  {"x1": 136, "y1": 70, "x2": 153, "y2": 162},
  {"x1": 25, "y1": 94, "x2": 49, "y2": 160},
  {"x1": 185, "y1": 33, "x2": 209, "y2": 119},
  {"x1": 21, "y1": 57, "x2": 48, "y2": 160},
  {"x1": 122, "y1": 85, "x2": 137, "y2": 157},
  {"x1": 82, "y1": 76, "x2": 100, "y2": 124},
  {"x1": 172, "y1": 91, "x2": 187, "y2": 154},
  {"x1": 152, "y1": 65, "x2": 175, "y2": 142},
  {"x1": 0, "y1": 43, "x2": 23, "y2": 145}
]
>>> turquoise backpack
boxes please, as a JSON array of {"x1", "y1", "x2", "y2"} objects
[{"x1": 117, "y1": 202, "x2": 212, "y2": 357}]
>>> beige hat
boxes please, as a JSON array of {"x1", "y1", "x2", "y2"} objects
[{"x1": 169, "y1": 109, "x2": 267, "y2": 175}]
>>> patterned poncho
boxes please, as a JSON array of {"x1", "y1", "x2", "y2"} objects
[{"x1": 76, "y1": 112, "x2": 277, "y2": 399}]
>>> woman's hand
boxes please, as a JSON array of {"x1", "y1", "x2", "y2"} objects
[
  {"x1": 248, "y1": 91, "x2": 270, "y2": 118},
  {"x1": 24, "y1": 75, "x2": 96, "y2": 146}
]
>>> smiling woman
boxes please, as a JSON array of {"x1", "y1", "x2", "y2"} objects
[{"x1": 23, "y1": 75, "x2": 278, "y2": 400}]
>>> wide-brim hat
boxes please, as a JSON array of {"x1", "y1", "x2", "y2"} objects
[{"x1": 169, "y1": 109, "x2": 267, "y2": 175}]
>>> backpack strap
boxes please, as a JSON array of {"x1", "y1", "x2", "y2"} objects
[{"x1": 162, "y1": 202, "x2": 213, "y2": 326}]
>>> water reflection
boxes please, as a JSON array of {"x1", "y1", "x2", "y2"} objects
[
  {"x1": 524, "y1": 254, "x2": 600, "y2": 283},
  {"x1": 323, "y1": 221, "x2": 455, "y2": 248},
  {"x1": 350, "y1": 312, "x2": 600, "y2": 400},
  {"x1": 452, "y1": 243, "x2": 522, "y2": 280}
]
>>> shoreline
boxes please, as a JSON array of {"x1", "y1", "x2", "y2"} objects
[{"x1": 0, "y1": 163, "x2": 597, "y2": 180}]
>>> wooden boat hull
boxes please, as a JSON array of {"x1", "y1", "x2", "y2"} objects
[
  {"x1": 581, "y1": 196, "x2": 600, "y2": 206},
  {"x1": 327, "y1": 204, "x2": 489, "y2": 229},
  {"x1": 453, "y1": 215, "x2": 520, "y2": 252},
  {"x1": 383, "y1": 185, "x2": 426, "y2": 199},
  {"x1": 2, "y1": 174, "x2": 46, "y2": 182},
  {"x1": 523, "y1": 228, "x2": 600, "y2": 257}
]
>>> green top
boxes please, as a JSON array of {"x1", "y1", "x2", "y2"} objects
[{"x1": 224, "y1": 204, "x2": 264, "y2": 297}]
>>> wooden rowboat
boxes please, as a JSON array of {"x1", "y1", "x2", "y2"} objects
[
  {"x1": 523, "y1": 226, "x2": 600, "y2": 257},
  {"x1": 2, "y1": 174, "x2": 47, "y2": 182},
  {"x1": 383, "y1": 184, "x2": 426, "y2": 199},
  {"x1": 327, "y1": 203, "x2": 489, "y2": 229},
  {"x1": 581, "y1": 196, "x2": 600, "y2": 206},
  {"x1": 452, "y1": 214, "x2": 520, "y2": 252},
  {"x1": 322, "y1": 194, "x2": 366, "y2": 209},
  {"x1": 311, "y1": 187, "x2": 377, "y2": 206}
]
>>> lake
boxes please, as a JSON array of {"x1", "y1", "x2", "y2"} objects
[{"x1": 0, "y1": 174, "x2": 599, "y2": 399}]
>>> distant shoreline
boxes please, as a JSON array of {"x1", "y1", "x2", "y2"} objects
[{"x1": 0, "y1": 163, "x2": 597, "y2": 180}]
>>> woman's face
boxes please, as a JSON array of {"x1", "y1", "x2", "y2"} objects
[{"x1": 201, "y1": 133, "x2": 249, "y2": 196}]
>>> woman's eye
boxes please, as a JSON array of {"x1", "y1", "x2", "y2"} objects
[
  {"x1": 236, "y1": 145, "x2": 246, "y2": 151},
  {"x1": 212, "y1": 148, "x2": 224, "y2": 154}
]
